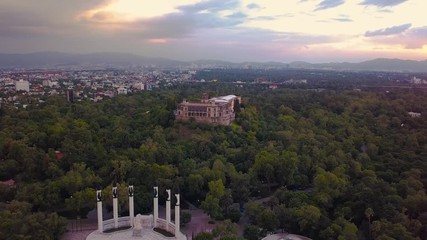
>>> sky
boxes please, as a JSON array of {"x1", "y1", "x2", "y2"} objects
[{"x1": 0, "y1": 0, "x2": 426, "y2": 62}]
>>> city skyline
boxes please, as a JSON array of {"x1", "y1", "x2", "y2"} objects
[{"x1": 0, "y1": 0, "x2": 426, "y2": 62}]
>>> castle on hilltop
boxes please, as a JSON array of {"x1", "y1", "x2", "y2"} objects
[{"x1": 175, "y1": 93, "x2": 241, "y2": 126}]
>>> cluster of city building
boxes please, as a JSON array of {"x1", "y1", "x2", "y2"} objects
[
  {"x1": 410, "y1": 76, "x2": 427, "y2": 84},
  {"x1": 0, "y1": 70, "x2": 196, "y2": 108}
]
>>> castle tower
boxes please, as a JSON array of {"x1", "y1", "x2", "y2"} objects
[{"x1": 202, "y1": 93, "x2": 209, "y2": 103}]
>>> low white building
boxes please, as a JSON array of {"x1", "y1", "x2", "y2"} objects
[
  {"x1": 42, "y1": 80, "x2": 58, "y2": 88},
  {"x1": 15, "y1": 80, "x2": 30, "y2": 92},
  {"x1": 408, "y1": 112, "x2": 421, "y2": 118},
  {"x1": 411, "y1": 77, "x2": 427, "y2": 84},
  {"x1": 117, "y1": 87, "x2": 128, "y2": 95},
  {"x1": 42, "y1": 80, "x2": 51, "y2": 87},
  {"x1": 133, "y1": 82, "x2": 145, "y2": 90}
]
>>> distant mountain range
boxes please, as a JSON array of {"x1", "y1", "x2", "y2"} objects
[
  {"x1": 0, "y1": 52, "x2": 426, "y2": 72},
  {"x1": 0, "y1": 52, "x2": 181, "y2": 69},
  {"x1": 287, "y1": 58, "x2": 427, "y2": 72}
]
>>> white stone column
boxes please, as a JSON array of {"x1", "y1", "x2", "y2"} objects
[
  {"x1": 153, "y1": 186, "x2": 159, "y2": 227},
  {"x1": 113, "y1": 186, "x2": 118, "y2": 229},
  {"x1": 174, "y1": 194, "x2": 180, "y2": 237},
  {"x1": 128, "y1": 185, "x2": 134, "y2": 227},
  {"x1": 166, "y1": 189, "x2": 171, "y2": 231},
  {"x1": 96, "y1": 189, "x2": 103, "y2": 233}
]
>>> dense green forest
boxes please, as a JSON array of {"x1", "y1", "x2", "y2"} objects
[{"x1": 0, "y1": 84, "x2": 426, "y2": 240}]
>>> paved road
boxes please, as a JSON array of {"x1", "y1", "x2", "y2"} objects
[
  {"x1": 181, "y1": 201, "x2": 217, "y2": 239},
  {"x1": 61, "y1": 219, "x2": 97, "y2": 240}
]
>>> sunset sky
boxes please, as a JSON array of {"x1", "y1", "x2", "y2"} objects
[{"x1": 0, "y1": 0, "x2": 426, "y2": 62}]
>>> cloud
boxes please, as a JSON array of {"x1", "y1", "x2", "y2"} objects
[
  {"x1": 187, "y1": 27, "x2": 344, "y2": 49},
  {"x1": 365, "y1": 23, "x2": 411, "y2": 37},
  {"x1": 333, "y1": 18, "x2": 352, "y2": 22},
  {"x1": 0, "y1": 0, "x2": 424, "y2": 61},
  {"x1": 366, "y1": 26, "x2": 427, "y2": 49},
  {"x1": 273, "y1": 33, "x2": 343, "y2": 45},
  {"x1": 0, "y1": 0, "x2": 111, "y2": 37},
  {"x1": 247, "y1": 3, "x2": 262, "y2": 9},
  {"x1": 0, "y1": 0, "x2": 112, "y2": 21},
  {"x1": 315, "y1": 0, "x2": 345, "y2": 11},
  {"x1": 177, "y1": 0, "x2": 241, "y2": 13},
  {"x1": 332, "y1": 16, "x2": 353, "y2": 22},
  {"x1": 360, "y1": 0, "x2": 408, "y2": 7},
  {"x1": 251, "y1": 16, "x2": 276, "y2": 21},
  {"x1": 79, "y1": 0, "x2": 247, "y2": 39},
  {"x1": 180, "y1": 27, "x2": 347, "y2": 61},
  {"x1": 404, "y1": 26, "x2": 427, "y2": 48},
  {"x1": 249, "y1": 13, "x2": 293, "y2": 21},
  {"x1": 0, "y1": 9, "x2": 51, "y2": 38},
  {"x1": 227, "y1": 12, "x2": 247, "y2": 19},
  {"x1": 378, "y1": 8, "x2": 393, "y2": 13}
]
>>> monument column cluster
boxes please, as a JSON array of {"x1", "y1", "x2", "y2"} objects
[
  {"x1": 95, "y1": 185, "x2": 181, "y2": 237},
  {"x1": 153, "y1": 187, "x2": 181, "y2": 236}
]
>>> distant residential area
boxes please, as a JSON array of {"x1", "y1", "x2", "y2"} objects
[{"x1": 1, "y1": 68, "x2": 426, "y2": 110}]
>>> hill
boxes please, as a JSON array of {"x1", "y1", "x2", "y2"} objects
[{"x1": 0, "y1": 52, "x2": 426, "y2": 72}]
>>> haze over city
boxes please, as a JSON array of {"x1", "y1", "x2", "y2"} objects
[{"x1": 1, "y1": 0, "x2": 426, "y2": 62}]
